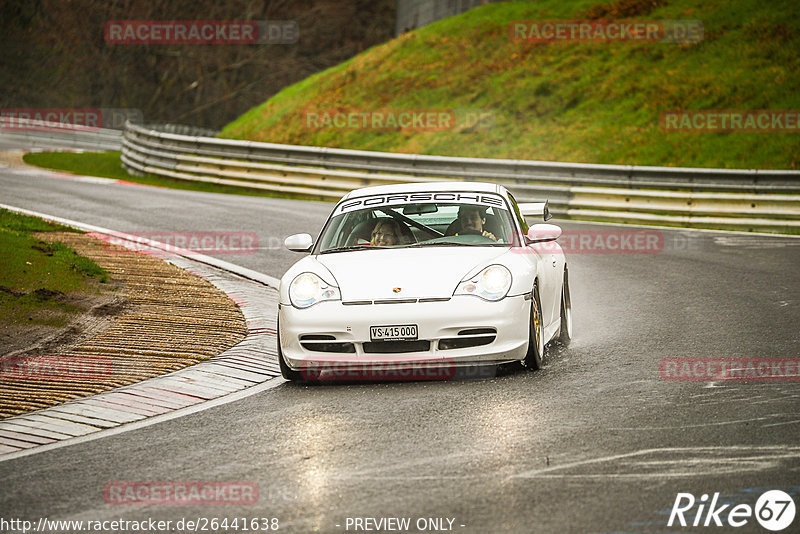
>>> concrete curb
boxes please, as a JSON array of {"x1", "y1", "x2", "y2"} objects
[{"x1": 0, "y1": 205, "x2": 282, "y2": 460}]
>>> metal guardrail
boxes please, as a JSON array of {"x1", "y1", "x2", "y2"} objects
[
  {"x1": 120, "y1": 122, "x2": 800, "y2": 233},
  {"x1": 0, "y1": 118, "x2": 123, "y2": 151},
  {"x1": 150, "y1": 123, "x2": 220, "y2": 138}
]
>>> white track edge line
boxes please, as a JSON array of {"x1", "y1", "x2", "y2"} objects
[
  {"x1": 547, "y1": 216, "x2": 800, "y2": 239},
  {"x1": 0, "y1": 377, "x2": 285, "y2": 463},
  {"x1": 0, "y1": 203, "x2": 281, "y2": 288}
]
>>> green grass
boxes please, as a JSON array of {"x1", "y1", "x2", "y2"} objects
[
  {"x1": 0, "y1": 209, "x2": 109, "y2": 328},
  {"x1": 0, "y1": 208, "x2": 76, "y2": 234},
  {"x1": 220, "y1": 0, "x2": 800, "y2": 170},
  {"x1": 23, "y1": 151, "x2": 132, "y2": 182},
  {"x1": 23, "y1": 151, "x2": 331, "y2": 201}
]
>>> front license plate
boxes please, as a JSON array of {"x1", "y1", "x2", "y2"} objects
[{"x1": 370, "y1": 324, "x2": 418, "y2": 341}]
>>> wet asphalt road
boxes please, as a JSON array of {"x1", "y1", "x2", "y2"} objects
[{"x1": 1, "y1": 158, "x2": 799, "y2": 533}]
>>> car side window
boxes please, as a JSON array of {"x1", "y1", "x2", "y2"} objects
[
  {"x1": 319, "y1": 214, "x2": 346, "y2": 250},
  {"x1": 507, "y1": 193, "x2": 529, "y2": 235}
]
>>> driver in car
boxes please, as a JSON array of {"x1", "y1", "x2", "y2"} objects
[{"x1": 455, "y1": 206, "x2": 497, "y2": 241}]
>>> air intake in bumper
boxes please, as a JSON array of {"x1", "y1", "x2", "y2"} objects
[
  {"x1": 438, "y1": 328, "x2": 497, "y2": 350},
  {"x1": 363, "y1": 340, "x2": 431, "y2": 354},
  {"x1": 300, "y1": 334, "x2": 356, "y2": 353}
]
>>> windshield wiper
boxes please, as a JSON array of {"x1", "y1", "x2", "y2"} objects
[
  {"x1": 408, "y1": 241, "x2": 492, "y2": 247},
  {"x1": 321, "y1": 245, "x2": 391, "y2": 254}
]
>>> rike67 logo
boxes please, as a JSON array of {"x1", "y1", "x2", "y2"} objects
[{"x1": 668, "y1": 490, "x2": 796, "y2": 531}]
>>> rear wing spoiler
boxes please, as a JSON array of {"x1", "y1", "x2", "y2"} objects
[{"x1": 517, "y1": 201, "x2": 552, "y2": 221}]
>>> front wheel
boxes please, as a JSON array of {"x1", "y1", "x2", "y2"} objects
[
  {"x1": 523, "y1": 283, "x2": 544, "y2": 370},
  {"x1": 557, "y1": 268, "x2": 572, "y2": 346}
]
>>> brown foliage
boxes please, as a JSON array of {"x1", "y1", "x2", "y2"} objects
[
  {"x1": 583, "y1": 0, "x2": 668, "y2": 19},
  {"x1": 0, "y1": 0, "x2": 395, "y2": 129}
]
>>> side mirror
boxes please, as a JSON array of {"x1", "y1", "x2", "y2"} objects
[
  {"x1": 526, "y1": 224, "x2": 562, "y2": 244},
  {"x1": 518, "y1": 201, "x2": 552, "y2": 221},
  {"x1": 285, "y1": 233, "x2": 313, "y2": 252}
]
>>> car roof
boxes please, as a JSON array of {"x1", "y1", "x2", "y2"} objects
[{"x1": 340, "y1": 181, "x2": 505, "y2": 201}]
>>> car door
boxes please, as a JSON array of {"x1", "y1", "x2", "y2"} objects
[{"x1": 508, "y1": 193, "x2": 561, "y2": 327}]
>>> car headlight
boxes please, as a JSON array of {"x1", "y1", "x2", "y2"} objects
[
  {"x1": 454, "y1": 265, "x2": 512, "y2": 301},
  {"x1": 289, "y1": 272, "x2": 340, "y2": 308}
]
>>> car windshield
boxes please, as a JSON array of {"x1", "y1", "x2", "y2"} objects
[{"x1": 317, "y1": 193, "x2": 519, "y2": 253}]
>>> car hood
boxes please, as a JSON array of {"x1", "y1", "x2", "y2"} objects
[{"x1": 316, "y1": 247, "x2": 508, "y2": 301}]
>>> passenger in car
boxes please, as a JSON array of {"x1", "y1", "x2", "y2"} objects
[{"x1": 370, "y1": 219, "x2": 407, "y2": 246}]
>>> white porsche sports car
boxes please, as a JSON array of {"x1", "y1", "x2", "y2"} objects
[{"x1": 278, "y1": 181, "x2": 571, "y2": 381}]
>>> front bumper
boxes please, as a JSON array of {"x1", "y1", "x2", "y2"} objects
[{"x1": 278, "y1": 294, "x2": 530, "y2": 371}]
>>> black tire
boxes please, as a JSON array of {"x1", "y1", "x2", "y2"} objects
[
  {"x1": 277, "y1": 319, "x2": 302, "y2": 381},
  {"x1": 523, "y1": 283, "x2": 544, "y2": 370},
  {"x1": 557, "y1": 268, "x2": 572, "y2": 346}
]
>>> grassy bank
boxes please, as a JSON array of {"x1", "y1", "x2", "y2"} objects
[{"x1": 220, "y1": 0, "x2": 800, "y2": 169}]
